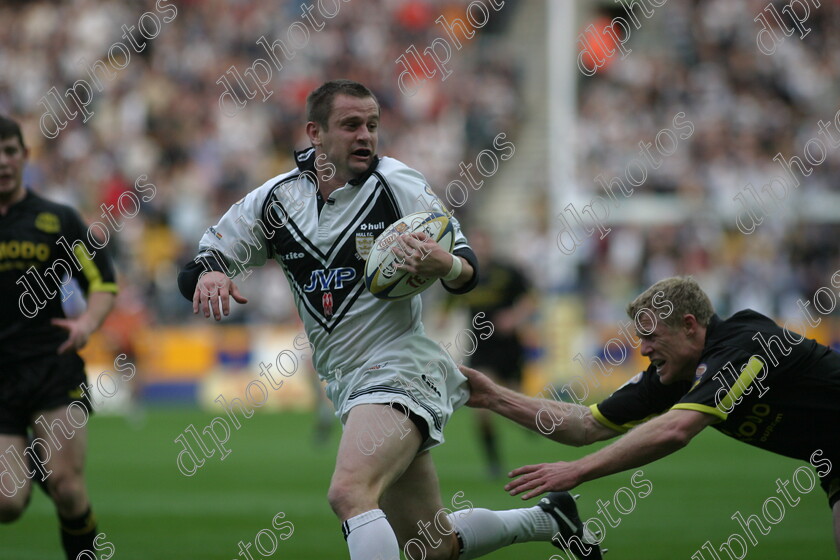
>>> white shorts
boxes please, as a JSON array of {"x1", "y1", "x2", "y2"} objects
[{"x1": 324, "y1": 332, "x2": 469, "y2": 451}]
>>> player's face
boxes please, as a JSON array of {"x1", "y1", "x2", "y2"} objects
[
  {"x1": 0, "y1": 135, "x2": 27, "y2": 200},
  {"x1": 637, "y1": 316, "x2": 703, "y2": 385},
  {"x1": 312, "y1": 95, "x2": 379, "y2": 184}
]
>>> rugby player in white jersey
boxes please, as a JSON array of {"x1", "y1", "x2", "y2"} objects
[{"x1": 179, "y1": 80, "x2": 603, "y2": 560}]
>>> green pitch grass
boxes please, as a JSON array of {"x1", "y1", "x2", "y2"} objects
[{"x1": 4, "y1": 407, "x2": 834, "y2": 559}]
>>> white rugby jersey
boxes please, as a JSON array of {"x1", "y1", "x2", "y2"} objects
[{"x1": 194, "y1": 149, "x2": 472, "y2": 378}]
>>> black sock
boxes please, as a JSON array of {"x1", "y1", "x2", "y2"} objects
[
  {"x1": 481, "y1": 426, "x2": 501, "y2": 468},
  {"x1": 59, "y1": 507, "x2": 97, "y2": 560}
]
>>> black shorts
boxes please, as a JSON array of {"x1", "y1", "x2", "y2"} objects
[{"x1": 0, "y1": 353, "x2": 91, "y2": 436}]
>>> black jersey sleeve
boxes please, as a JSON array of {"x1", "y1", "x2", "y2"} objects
[
  {"x1": 591, "y1": 367, "x2": 689, "y2": 433},
  {"x1": 443, "y1": 246, "x2": 479, "y2": 294},
  {"x1": 62, "y1": 207, "x2": 118, "y2": 296},
  {"x1": 671, "y1": 347, "x2": 766, "y2": 422}
]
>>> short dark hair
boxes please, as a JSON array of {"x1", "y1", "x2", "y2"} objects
[
  {"x1": 306, "y1": 80, "x2": 378, "y2": 129},
  {"x1": 0, "y1": 115, "x2": 25, "y2": 150}
]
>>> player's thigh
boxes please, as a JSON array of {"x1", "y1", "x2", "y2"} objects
[
  {"x1": 331, "y1": 404, "x2": 423, "y2": 507},
  {"x1": 380, "y1": 451, "x2": 456, "y2": 550},
  {"x1": 0, "y1": 434, "x2": 32, "y2": 516},
  {"x1": 31, "y1": 406, "x2": 88, "y2": 488}
]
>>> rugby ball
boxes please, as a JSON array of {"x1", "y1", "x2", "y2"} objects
[{"x1": 364, "y1": 211, "x2": 455, "y2": 301}]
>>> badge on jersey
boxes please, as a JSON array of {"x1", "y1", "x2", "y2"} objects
[
  {"x1": 692, "y1": 363, "x2": 707, "y2": 389},
  {"x1": 355, "y1": 232, "x2": 375, "y2": 260},
  {"x1": 323, "y1": 292, "x2": 334, "y2": 318},
  {"x1": 35, "y1": 212, "x2": 60, "y2": 233}
]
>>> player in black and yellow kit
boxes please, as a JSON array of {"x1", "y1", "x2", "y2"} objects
[
  {"x1": 0, "y1": 116, "x2": 117, "y2": 559},
  {"x1": 462, "y1": 277, "x2": 840, "y2": 555}
]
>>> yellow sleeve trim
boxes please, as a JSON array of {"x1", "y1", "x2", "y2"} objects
[
  {"x1": 73, "y1": 245, "x2": 118, "y2": 293},
  {"x1": 716, "y1": 356, "x2": 764, "y2": 414},
  {"x1": 589, "y1": 404, "x2": 629, "y2": 434},
  {"x1": 671, "y1": 403, "x2": 727, "y2": 422}
]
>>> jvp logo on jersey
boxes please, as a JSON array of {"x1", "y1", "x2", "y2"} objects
[{"x1": 303, "y1": 267, "x2": 357, "y2": 293}]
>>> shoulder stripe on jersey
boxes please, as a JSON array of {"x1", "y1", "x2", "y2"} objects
[
  {"x1": 714, "y1": 356, "x2": 765, "y2": 415},
  {"x1": 263, "y1": 176, "x2": 329, "y2": 262},
  {"x1": 260, "y1": 172, "x2": 302, "y2": 260},
  {"x1": 73, "y1": 245, "x2": 118, "y2": 294},
  {"x1": 371, "y1": 171, "x2": 403, "y2": 218}
]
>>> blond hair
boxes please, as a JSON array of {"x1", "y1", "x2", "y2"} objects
[{"x1": 626, "y1": 276, "x2": 714, "y2": 329}]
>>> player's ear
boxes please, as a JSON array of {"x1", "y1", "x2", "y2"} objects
[
  {"x1": 306, "y1": 121, "x2": 321, "y2": 147},
  {"x1": 682, "y1": 313, "x2": 699, "y2": 333}
]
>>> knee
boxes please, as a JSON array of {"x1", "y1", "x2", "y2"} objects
[
  {"x1": 327, "y1": 477, "x2": 359, "y2": 519},
  {"x1": 0, "y1": 498, "x2": 28, "y2": 523},
  {"x1": 45, "y1": 472, "x2": 86, "y2": 513},
  {"x1": 327, "y1": 475, "x2": 379, "y2": 520}
]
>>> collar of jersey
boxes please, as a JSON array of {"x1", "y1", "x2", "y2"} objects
[{"x1": 293, "y1": 148, "x2": 380, "y2": 188}]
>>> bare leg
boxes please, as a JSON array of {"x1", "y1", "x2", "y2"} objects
[
  {"x1": 0, "y1": 434, "x2": 32, "y2": 522},
  {"x1": 328, "y1": 403, "x2": 427, "y2": 559},
  {"x1": 381, "y1": 450, "x2": 460, "y2": 560}
]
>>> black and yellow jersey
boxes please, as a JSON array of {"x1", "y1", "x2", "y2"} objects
[
  {"x1": 1, "y1": 189, "x2": 117, "y2": 361},
  {"x1": 592, "y1": 310, "x2": 840, "y2": 464}
]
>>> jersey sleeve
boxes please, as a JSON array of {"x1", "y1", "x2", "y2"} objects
[
  {"x1": 178, "y1": 184, "x2": 276, "y2": 300},
  {"x1": 384, "y1": 164, "x2": 478, "y2": 293},
  {"x1": 672, "y1": 348, "x2": 766, "y2": 421},
  {"x1": 591, "y1": 367, "x2": 688, "y2": 433},
  {"x1": 63, "y1": 207, "x2": 118, "y2": 296},
  {"x1": 197, "y1": 187, "x2": 273, "y2": 272}
]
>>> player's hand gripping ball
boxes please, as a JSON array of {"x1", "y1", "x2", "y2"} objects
[{"x1": 364, "y1": 211, "x2": 455, "y2": 301}]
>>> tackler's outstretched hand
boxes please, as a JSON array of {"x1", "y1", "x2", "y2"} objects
[
  {"x1": 459, "y1": 365, "x2": 501, "y2": 409},
  {"x1": 505, "y1": 461, "x2": 582, "y2": 500},
  {"x1": 193, "y1": 271, "x2": 248, "y2": 321}
]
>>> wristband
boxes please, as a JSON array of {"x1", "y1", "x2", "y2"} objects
[{"x1": 443, "y1": 254, "x2": 463, "y2": 283}]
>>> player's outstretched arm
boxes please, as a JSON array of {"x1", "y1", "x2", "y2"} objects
[
  {"x1": 505, "y1": 408, "x2": 715, "y2": 499},
  {"x1": 459, "y1": 365, "x2": 619, "y2": 447},
  {"x1": 192, "y1": 271, "x2": 248, "y2": 321},
  {"x1": 52, "y1": 291, "x2": 116, "y2": 354}
]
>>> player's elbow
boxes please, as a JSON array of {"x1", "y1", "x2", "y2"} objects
[
  {"x1": 580, "y1": 413, "x2": 621, "y2": 446},
  {"x1": 663, "y1": 410, "x2": 712, "y2": 449},
  {"x1": 662, "y1": 423, "x2": 696, "y2": 450}
]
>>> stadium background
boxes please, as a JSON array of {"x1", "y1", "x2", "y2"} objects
[{"x1": 2, "y1": 0, "x2": 839, "y2": 558}]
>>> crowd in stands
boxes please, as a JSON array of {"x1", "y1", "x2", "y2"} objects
[
  {"x1": 0, "y1": 0, "x2": 521, "y2": 324},
  {"x1": 574, "y1": 0, "x2": 840, "y2": 326}
]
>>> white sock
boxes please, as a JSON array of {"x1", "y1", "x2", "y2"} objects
[
  {"x1": 446, "y1": 506, "x2": 557, "y2": 559},
  {"x1": 343, "y1": 509, "x2": 400, "y2": 560}
]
